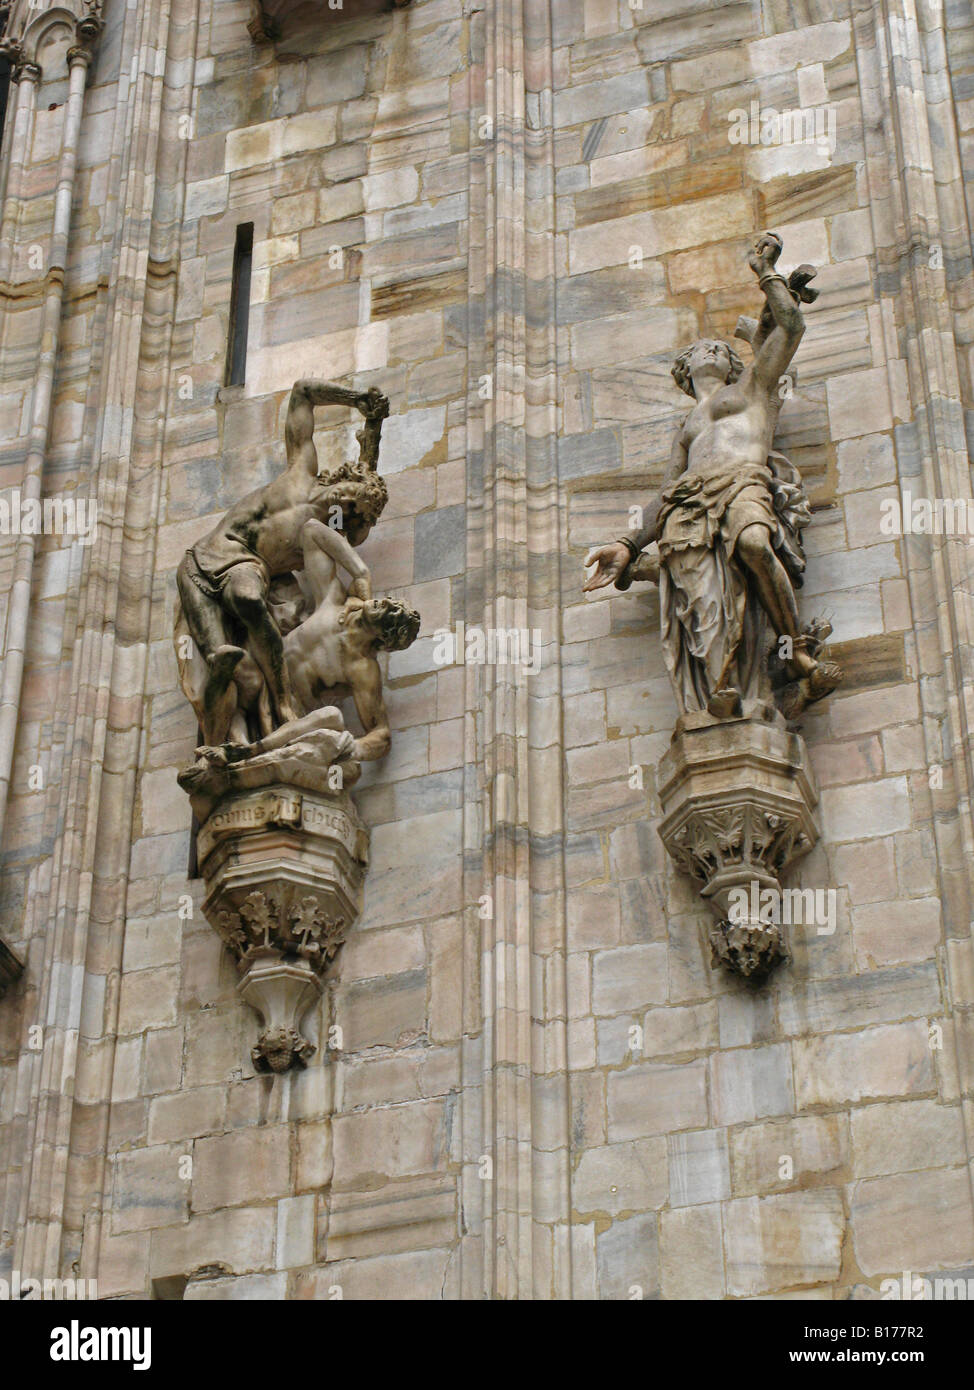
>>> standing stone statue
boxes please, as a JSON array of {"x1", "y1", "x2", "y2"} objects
[{"x1": 583, "y1": 232, "x2": 841, "y2": 721}]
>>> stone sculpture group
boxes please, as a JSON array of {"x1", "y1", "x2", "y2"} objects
[
  {"x1": 173, "y1": 231, "x2": 844, "y2": 1069},
  {"x1": 172, "y1": 383, "x2": 420, "y2": 1070}
]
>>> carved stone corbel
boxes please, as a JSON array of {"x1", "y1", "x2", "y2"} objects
[
  {"x1": 247, "y1": 2, "x2": 280, "y2": 44},
  {"x1": 658, "y1": 709, "x2": 819, "y2": 979},
  {"x1": 195, "y1": 785, "x2": 369, "y2": 1072}
]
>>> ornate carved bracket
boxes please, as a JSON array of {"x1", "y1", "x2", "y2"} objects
[
  {"x1": 658, "y1": 709, "x2": 820, "y2": 979},
  {"x1": 196, "y1": 785, "x2": 368, "y2": 1072}
]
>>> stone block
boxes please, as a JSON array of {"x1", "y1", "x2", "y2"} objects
[
  {"x1": 112, "y1": 1144, "x2": 190, "y2": 1235},
  {"x1": 640, "y1": 1001, "x2": 718, "y2": 1058},
  {"x1": 305, "y1": 1247, "x2": 451, "y2": 1300},
  {"x1": 596, "y1": 1211, "x2": 659, "y2": 1300},
  {"x1": 193, "y1": 1126, "x2": 291, "y2": 1212},
  {"x1": 332, "y1": 1100, "x2": 447, "y2": 1187},
  {"x1": 276, "y1": 1195, "x2": 316, "y2": 1269},
  {"x1": 660, "y1": 1204, "x2": 724, "y2": 1299},
  {"x1": 336, "y1": 968, "x2": 428, "y2": 1051},
  {"x1": 793, "y1": 1021, "x2": 934, "y2": 1107},
  {"x1": 591, "y1": 944, "x2": 667, "y2": 1015},
  {"x1": 572, "y1": 1137, "x2": 668, "y2": 1217},
  {"x1": 150, "y1": 1208, "x2": 276, "y2": 1280},
  {"x1": 607, "y1": 1060, "x2": 708, "y2": 1141},
  {"x1": 668, "y1": 1128, "x2": 731, "y2": 1208},
  {"x1": 730, "y1": 1115, "x2": 848, "y2": 1196},
  {"x1": 724, "y1": 1190, "x2": 845, "y2": 1296},
  {"x1": 849, "y1": 1100, "x2": 966, "y2": 1179},
  {"x1": 852, "y1": 899, "x2": 942, "y2": 969},
  {"x1": 325, "y1": 1175, "x2": 456, "y2": 1261},
  {"x1": 147, "y1": 1087, "x2": 226, "y2": 1144},
  {"x1": 711, "y1": 1044, "x2": 795, "y2": 1125},
  {"x1": 851, "y1": 1168, "x2": 974, "y2": 1276}
]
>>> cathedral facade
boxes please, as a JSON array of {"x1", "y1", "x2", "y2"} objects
[{"x1": 1, "y1": 0, "x2": 974, "y2": 1300}]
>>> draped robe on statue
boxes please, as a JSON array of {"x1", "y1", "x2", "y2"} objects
[{"x1": 656, "y1": 451, "x2": 810, "y2": 712}]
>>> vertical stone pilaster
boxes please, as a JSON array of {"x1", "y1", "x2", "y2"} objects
[
  {"x1": 464, "y1": 0, "x2": 569, "y2": 1300},
  {"x1": 855, "y1": 0, "x2": 974, "y2": 1204},
  {"x1": 5, "y1": 0, "x2": 203, "y2": 1282}
]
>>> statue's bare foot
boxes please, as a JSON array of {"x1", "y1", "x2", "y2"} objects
[
  {"x1": 778, "y1": 660, "x2": 843, "y2": 719},
  {"x1": 803, "y1": 660, "x2": 842, "y2": 703},
  {"x1": 193, "y1": 739, "x2": 256, "y2": 766},
  {"x1": 194, "y1": 744, "x2": 228, "y2": 766},
  {"x1": 707, "y1": 687, "x2": 743, "y2": 720}
]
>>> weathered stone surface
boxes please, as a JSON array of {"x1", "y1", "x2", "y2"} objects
[
  {"x1": 660, "y1": 1204, "x2": 724, "y2": 1299},
  {"x1": 572, "y1": 1137, "x2": 668, "y2": 1217},
  {"x1": 724, "y1": 1190, "x2": 845, "y2": 1296},
  {"x1": 851, "y1": 1169, "x2": 974, "y2": 1277},
  {"x1": 332, "y1": 1101, "x2": 447, "y2": 1187},
  {"x1": 4, "y1": 0, "x2": 974, "y2": 1310},
  {"x1": 668, "y1": 1129, "x2": 731, "y2": 1208},
  {"x1": 730, "y1": 1116, "x2": 848, "y2": 1196},
  {"x1": 596, "y1": 1211, "x2": 660, "y2": 1300},
  {"x1": 793, "y1": 1021, "x2": 935, "y2": 1107},
  {"x1": 193, "y1": 1126, "x2": 292, "y2": 1212},
  {"x1": 607, "y1": 1061, "x2": 708, "y2": 1141}
]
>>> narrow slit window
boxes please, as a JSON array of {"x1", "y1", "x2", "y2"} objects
[
  {"x1": 225, "y1": 222, "x2": 254, "y2": 387},
  {"x1": 0, "y1": 55, "x2": 10, "y2": 154}
]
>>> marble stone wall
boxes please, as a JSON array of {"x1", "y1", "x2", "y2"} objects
[{"x1": 0, "y1": 0, "x2": 973, "y2": 1300}]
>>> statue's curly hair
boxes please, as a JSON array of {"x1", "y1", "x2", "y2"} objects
[
  {"x1": 317, "y1": 462, "x2": 389, "y2": 527},
  {"x1": 671, "y1": 340, "x2": 744, "y2": 399},
  {"x1": 370, "y1": 598, "x2": 421, "y2": 652}
]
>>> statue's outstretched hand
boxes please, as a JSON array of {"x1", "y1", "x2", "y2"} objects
[{"x1": 583, "y1": 542, "x2": 631, "y2": 592}]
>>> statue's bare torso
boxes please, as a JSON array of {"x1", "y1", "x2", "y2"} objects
[
  {"x1": 193, "y1": 470, "x2": 338, "y2": 579},
  {"x1": 681, "y1": 376, "x2": 781, "y2": 479}
]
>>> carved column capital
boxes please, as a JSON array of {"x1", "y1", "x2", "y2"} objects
[{"x1": 66, "y1": 44, "x2": 93, "y2": 72}]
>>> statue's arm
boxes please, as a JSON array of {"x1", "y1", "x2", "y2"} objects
[
  {"x1": 354, "y1": 386, "x2": 390, "y2": 471},
  {"x1": 285, "y1": 380, "x2": 375, "y2": 476},
  {"x1": 748, "y1": 234, "x2": 805, "y2": 392},
  {"x1": 582, "y1": 431, "x2": 686, "y2": 593},
  {"x1": 350, "y1": 660, "x2": 392, "y2": 761},
  {"x1": 302, "y1": 517, "x2": 372, "y2": 595}
]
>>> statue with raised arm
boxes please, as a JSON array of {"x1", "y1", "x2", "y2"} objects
[
  {"x1": 172, "y1": 383, "x2": 423, "y2": 1068},
  {"x1": 583, "y1": 232, "x2": 840, "y2": 721},
  {"x1": 175, "y1": 381, "x2": 390, "y2": 746}
]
